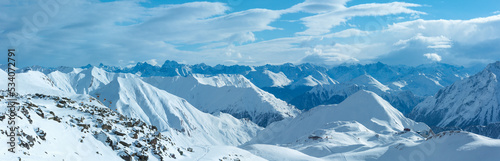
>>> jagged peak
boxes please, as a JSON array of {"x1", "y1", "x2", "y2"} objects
[
  {"x1": 485, "y1": 61, "x2": 500, "y2": 74},
  {"x1": 161, "y1": 60, "x2": 182, "y2": 68}
]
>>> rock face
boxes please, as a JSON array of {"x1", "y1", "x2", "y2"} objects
[
  {"x1": 0, "y1": 92, "x2": 188, "y2": 160},
  {"x1": 0, "y1": 68, "x2": 263, "y2": 146},
  {"x1": 410, "y1": 61, "x2": 500, "y2": 138}
]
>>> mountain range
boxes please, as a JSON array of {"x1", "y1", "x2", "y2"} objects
[
  {"x1": 410, "y1": 61, "x2": 500, "y2": 138},
  {"x1": 14, "y1": 60, "x2": 479, "y2": 113},
  {"x1": 2, "y1": 61, "x2": 500, "y2": 160}
]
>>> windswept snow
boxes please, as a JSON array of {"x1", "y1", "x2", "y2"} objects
[
  {"x1": 374, "y1": 131, "x2": 500, "y2": 161},
  {"x1": 348, "y1": 75, "x2": 390, "y2": 93},
  {"x1": 243, "y1": 90, "x2": 500, "y2": 160},
  {"x1": 0, "y1": 70, "x2": 65, "y2": 96},
  {"x1": 262, "y1": 70, "x2": 292, "y2": 87},
  {"x1": 245, "y1": 90, "x2": 430, "y2": 159},
  {"x1": 252, "y1": 90, "x2": 429, "y2": 145},
  {"x1": 143, "y1": 74, "x2": 299, "y2": 127},
  {"x1": 91, "y1": 74, "x2": 262, "y2": 146}
]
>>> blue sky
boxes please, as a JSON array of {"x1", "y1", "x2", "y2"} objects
[{"x1": 1, "y1": 0, "x2": 500, "y2": 67}]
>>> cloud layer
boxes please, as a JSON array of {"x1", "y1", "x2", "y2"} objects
[{"x1": 0, "y1": 0, "x2": 499, "y2": 67}]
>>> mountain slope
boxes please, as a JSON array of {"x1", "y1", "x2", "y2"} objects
[
  {"x1": 247, "y1": 90, "x2": 429, "y2": 158},
  {"x1": 47, "y1": 67, "x2": 116, "y2": 94},
  {"x1": 372, "y1": 131, "x2": 500, "y2": 161},
  {"x1": 91, "y1": 74, "x2": 262, "y2": 146},
  {"x1": 289, "y1": 74, "x2": 424, "y2": 114},
  {"x1": 256, "y1": 90, "x2": 429, "y2": 143},
  {"x1": 410, "y1": 61, "x2": 500, "y2": 133},
  {"x1": 2, "y1": 67, "x2": 263, "y2": 146},
  {"x1": 0, "y1": 69, "x2": 65, "y2": 96},
  {"x1": 143, "y1": 74, "x2": 299, "y2": 127},
  {"x1": 0, "y1": 92, "x2": 191, "y2": 160}
]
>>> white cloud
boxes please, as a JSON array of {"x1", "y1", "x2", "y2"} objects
[
  {"x1": 300, "y1": 48, "x2": 359, "y2": 65},
  {"x1": 1, "y1": 0, "x2": 499, "y2": 68},
  {"x1": 0, "y1": 0, "x2": 282, "y2": 67},
  {"x1": 146, "y1": 59, "x2": 159, "y2": 66},
  {"x1": 314, "y1": 14, "x2": 500, "y2": 66},
  {"x1": 324, "y1": 28, "x2": 369, "y2": 38},
  {"x1": 423, "y1": 53, "x2": 442, "y2": 62},
  {"x1": 285, "y1": 0, "x2": 349, "y2": 14},
  {"x1": 226, "y1": 32, "x2": 256, "y2": 44},
  {"x1": 394, "y1": 33, "x2": 452, "y2": 49},
  {"x1": 292, "y1": 2, "x2": 424, "y2": 35},
  {"x1": 135, "y1": 4, "x2": 280, "y2": 44}
]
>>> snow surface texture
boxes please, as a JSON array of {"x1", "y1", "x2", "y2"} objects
[
  {"x1": 0, "y1": 68, "x2": 262, "y2": 146},
  {"x1": 410, "y1": 61, "x2": 500, "y2": 138},
  {"x1": 245, "y1": 90, "x2": 500, "y2": 160},
  {"x1": 0, "y1": 92, "x2": 185, "y2": 160},
  {"x1": 250, "y1": 90, "x2": 429, "y2": 145},
  {"x1": 143, "y1": 74, "x2": 299, "y2": 127},
  {"x1": 44, "y1": 67, "x2": 299, "y2": 128}
]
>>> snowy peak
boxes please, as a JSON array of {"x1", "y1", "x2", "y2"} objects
[
  {"x1": 264, "y1": 90, "x2": 426, "y2": 138},
  {"x1": 91, "y1": 74, "x2": 261, "y2": 145},
  {"x1": 46, "y1": 66, "x2": 117, "y2": 94},
  {"x1": 0, "y1": 69, "x2": 65, "y2": 96},
  {"x1": 249, "y1": 90, "x2": 429, "y2": 158},
  {"x1": 291, "y1": 72, "x2": 338, "y2": 88},
  {"x1": 0, "y1": 92, "x2": 202, "y2": 160},
  {"x1": 333, "y1": 90, "x2": 426, "y2": 132},
  {"x1": 410, "y1": 61, "x2": 500, "y2": 134},
  {"x1": 262, "y1": 70, "x2": 292, "y2": 87},
  {"x1": 143, "y1": 74, "x2": 299, "y2": 127},
  {"x1": 349, "y1": 74, "x2": 390, "y2": 92},
  {"x1": 246, "y1": 70, "x2": 292, "y2": 88},
  {"x1": 192, "y1": 74, "x2": 254, "y2": 88},
  {"x1": 485, "y1": 61, "x2": 500, "y2": 74}
]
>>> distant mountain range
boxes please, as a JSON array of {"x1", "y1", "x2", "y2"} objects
[
  {"x1": 12, "y1": 60, "x2": 481, "y2": 114},
  {"x1": 2, "y1": 61, "x2": 500, "y2": 160}
]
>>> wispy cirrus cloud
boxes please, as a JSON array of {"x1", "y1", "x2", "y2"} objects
[
  {"x1": 287, "y1": 0, "x2": 424, "y2": 35},
  {"x1": 0, "y1": 0, "x2": 499, "y2": 67},
  {"x1": 0, "y1": 0, "x2": 281, "y2": 67}
]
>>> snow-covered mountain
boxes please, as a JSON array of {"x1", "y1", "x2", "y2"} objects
[
  {"x1": 289, "y1": 74, "x2": 424, "y2": 114},
  {"x1": 1, "y1": 61, "x2": 499, "y2": 161},
  {"x1": 243, "y1": 90, "x2": 500, "y2": 160},
  {"x1": 410, "y1": 61, "x2": 500, "y2": 138},
  {"x1": 327, "y1": 62, "x2": 473, "y2": 96},
  {"x1": 17, "y1": 60, "x2": 477, "y2": 114},
  {"x1": 34, "y1": 66, "x2": 299, "y2": 127},
  {"x1": 1, "y1": 68, "x2": 262, "y2": 146},
  {"x1": 251, "y1": 90, "x2": 429, "y2": 145},
  {"x1": 142, "y1": 74, "x2": 299, "y2": 127},
  {"x1": 245, "y1": 90, "x2": 430, "y2": 159},
  {"x1": 91, "y1": 74, "x2": 262, "y2": 146},
  {"x1": 0, "y1": 91, "x2": 198, "y2": 160},
  {"x1": 0, "y1": 69, "x2": 65, "y2": 96},
  {"x1": 0, "y1": 91, "x2": 267, "y2": 161}
]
